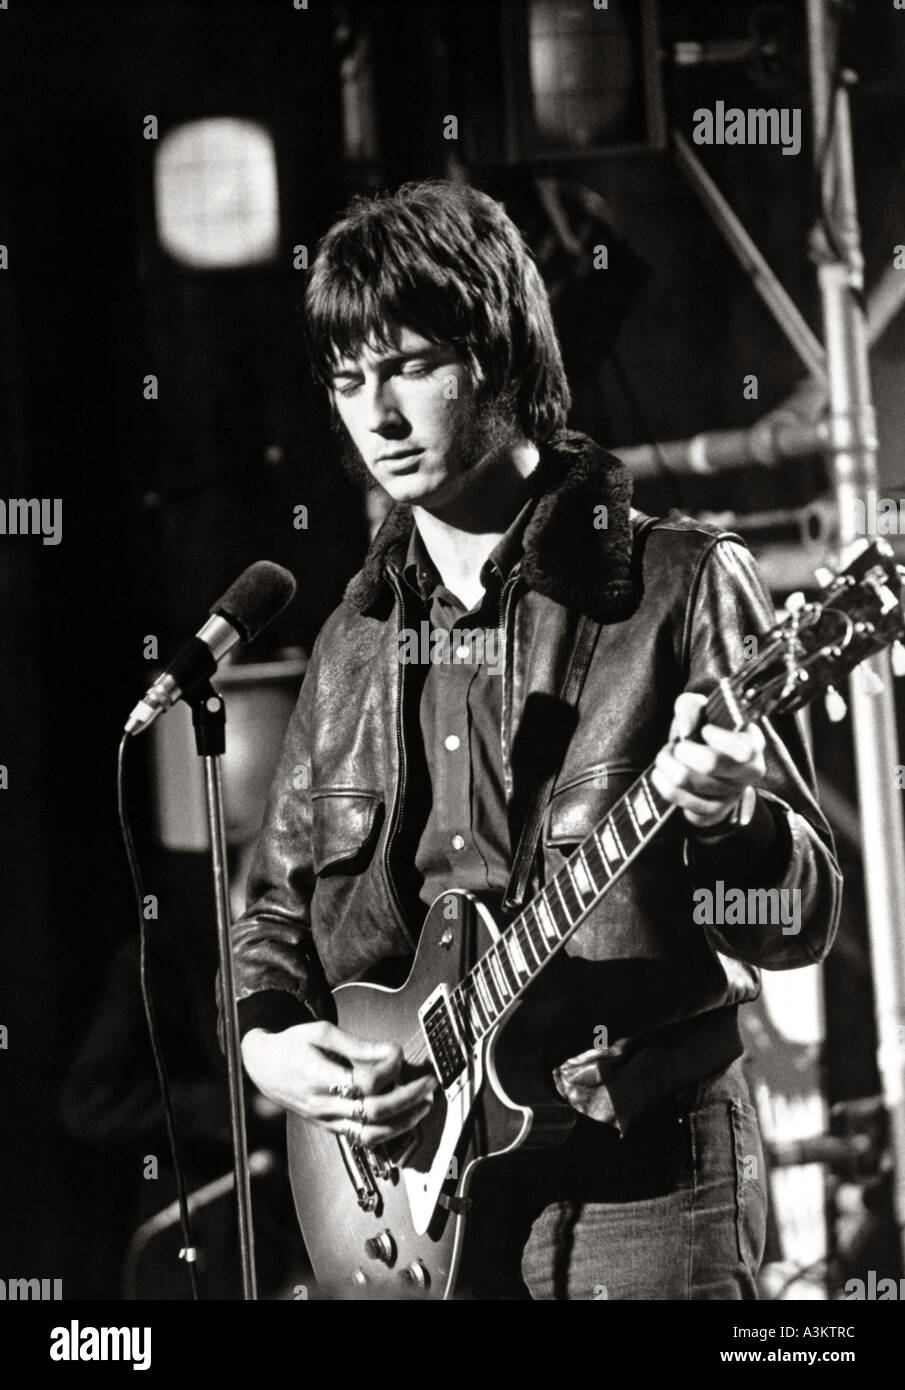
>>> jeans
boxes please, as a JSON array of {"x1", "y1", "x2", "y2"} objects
[{"x1": 457, "y1": 1057, "x2": 767, "y2": 1300}]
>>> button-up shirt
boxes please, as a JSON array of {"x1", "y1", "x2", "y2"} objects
[
  {"x1": 400, "y1": 494, "x2": 537, "y2": 914},
  {"x1": 399, "y1": 492, "x2": 620, "y2": 1126}
]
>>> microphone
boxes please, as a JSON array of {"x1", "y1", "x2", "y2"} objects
[{"x1": 125, "y1": 560, "x2": 297, "y2": 735}]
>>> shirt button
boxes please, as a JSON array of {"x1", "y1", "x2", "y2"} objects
[
  {"x1": 450, "y1": 834, "x2": 465, "y2": 851},
  {"x1": 455, "y1": 644, "x2": 470, "y2": 660},
  {"x1": 444, "y1": 734, "x2": 460, "y2": 751}
]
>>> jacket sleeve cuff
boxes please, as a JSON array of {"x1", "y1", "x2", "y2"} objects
[
  {"x1": 237, "y1": 990, "x2": 316, "y2": 1040},
  {"x1": 684, "y1": 793, "x2": 792, "y2": 888}
]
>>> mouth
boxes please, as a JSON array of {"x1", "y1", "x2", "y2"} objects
[{"x1": 378, "y1": 449, "x2": 424, "y2": 473}]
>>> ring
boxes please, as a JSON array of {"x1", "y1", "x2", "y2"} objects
[
  {"x1": 351, "y1": 1096, "x2": 367, "y2": 1127},
  {"x1": 343, "y1": 1121, "x2": 362, "y2": 1145},
  {"x1": 330, "y1": 1081, "x2": 358, "y2": 1099}
]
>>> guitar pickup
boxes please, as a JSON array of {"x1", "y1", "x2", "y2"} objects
[{"x1": 419, "y1": 986, "x2": 467, "y2": 1090}]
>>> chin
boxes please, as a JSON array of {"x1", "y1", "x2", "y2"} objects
[{"x1": 383, "y1": 474, "x2": 445, "y2": 505}]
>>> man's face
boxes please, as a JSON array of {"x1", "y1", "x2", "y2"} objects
[{"x1": 329, "y1": 326, "x2": 513, "y2": 511}]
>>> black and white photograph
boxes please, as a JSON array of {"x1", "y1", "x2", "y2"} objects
[{"x1": 2, "y1": 0, "x2": 905, "y2": 1357}]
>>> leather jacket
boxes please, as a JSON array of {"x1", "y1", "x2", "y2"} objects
[{"x1": 226, "y1": 431, "x2": 842, "y2": 1117}]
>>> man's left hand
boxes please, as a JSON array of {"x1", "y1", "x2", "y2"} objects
[{"x1": 651, "y1": 692, "x2": 767, "y2": 829}]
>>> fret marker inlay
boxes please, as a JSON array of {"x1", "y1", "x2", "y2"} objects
[
  {"x1": 535, "y1": 898, "x2": 559, "y2": 942},
  {"x1": 572, "y1": 857, "x2": 594, "y2": 898},
  {"x1": 601, "y1": 823, "x2": 622, "y2": 864},
  {"x1": 510, "y1": 936, "x2": 530, "y2": 977}
]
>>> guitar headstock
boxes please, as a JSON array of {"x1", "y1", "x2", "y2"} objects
[{"x1": 728, "y1": 540, "x2": 905, "y2": 723}]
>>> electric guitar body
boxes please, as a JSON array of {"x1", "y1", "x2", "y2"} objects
[{"x1": 287, "y1": 888, "x2": 574, "y2": 1301}]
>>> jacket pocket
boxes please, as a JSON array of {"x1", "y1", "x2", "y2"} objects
[
  {"x1": 543, "y1": 764, "x2": 644, "y2": 850},
  {"x1": 310, "y1": 789, "x2": 385, "y2": 877}
]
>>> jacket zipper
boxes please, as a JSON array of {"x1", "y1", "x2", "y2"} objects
[{"x1": 383, "y1": 568, "x2": 415, "y2": 946}]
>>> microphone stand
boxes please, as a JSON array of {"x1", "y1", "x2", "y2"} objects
[{"x1": 187, "y1": 679, "x2": 258, "y2": 1301}]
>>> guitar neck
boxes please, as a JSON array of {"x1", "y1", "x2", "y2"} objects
[{"x1": 448, "y1": 680, "x2": 743, "y2": 1049}]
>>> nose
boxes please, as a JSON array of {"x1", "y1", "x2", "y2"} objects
[{"x1": 362, "y1": 375, "x2": 406, "y2": 436}]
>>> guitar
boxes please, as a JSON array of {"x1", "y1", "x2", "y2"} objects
[{"x1": 287, "y1": 540, "x2": 905, "y2": 1299}]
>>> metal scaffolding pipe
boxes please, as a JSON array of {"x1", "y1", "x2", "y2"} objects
[
  {"x1": 618, "y1": 264, "x2": 905, "y2": 482},
  {"x1": 618, "y1": 418, "x2": 826, "y2": 479},
  {"x1": 674, "y1": 132, "x2": 827, "y2": 384},
  {"x1": 807, "y1": 0, "x2": 905, "y2": 1266}
]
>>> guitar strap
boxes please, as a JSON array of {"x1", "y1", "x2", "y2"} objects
[{"x1": 501, "y1": 511, "x2": 659, "y2": 915}]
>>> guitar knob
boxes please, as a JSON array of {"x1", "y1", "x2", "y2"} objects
[
  {"x1": 399, "y1": 1260, "x2": 430, "y2": 1292},
  {"x1": 364, "y1": 1231, "x2": 396, "y2": 1265}
]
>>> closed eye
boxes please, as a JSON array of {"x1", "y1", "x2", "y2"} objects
[{"x1": 332, "y1": 378, "x2": 362, "y2": 398}]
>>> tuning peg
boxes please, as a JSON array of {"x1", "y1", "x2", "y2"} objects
[
  {"x1": 877, "y1": 584, "x2": 899, "y2": 615},
  {"x1": 825, "y1": 686, "x2": 847, "y2": 722},
  {"x1": 892, "y1": 642, "x2": 905, "y2": 677},
  {"x1": 856, "y1": 665, "x2": 885, "y2": 697},
  {"x1": 814, "y1": 566, "x2": 835, "y2": 588}
]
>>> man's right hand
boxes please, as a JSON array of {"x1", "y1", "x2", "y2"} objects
[{"x1": 240, "y1": 1021, "x2": 437, "y2": 1145}]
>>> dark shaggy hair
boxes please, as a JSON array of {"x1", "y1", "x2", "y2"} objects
[{"x1": 304, "y1": 180, "x2": 571, "y2": 443}]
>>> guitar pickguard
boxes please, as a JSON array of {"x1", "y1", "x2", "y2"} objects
[{"x1": 401, "y1": 1045, "x2": 483, "y2": 1234}]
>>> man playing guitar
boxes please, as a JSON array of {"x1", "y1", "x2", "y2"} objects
[{"x1": 227, "y1": 180, "x2": 842, "y2": 1299}]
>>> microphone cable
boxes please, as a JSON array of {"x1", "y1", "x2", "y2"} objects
[{"x1": 117, "y1": 732, "x2": 200, "y2": 1300}]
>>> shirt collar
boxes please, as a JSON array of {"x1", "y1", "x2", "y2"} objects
[{"x1": 401, "y1": 490, "x2": 537, "y2": 603}]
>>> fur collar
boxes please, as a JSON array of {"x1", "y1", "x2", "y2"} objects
[{"x1": 342, "y1": 430, "x2": 639, "y2": 623}]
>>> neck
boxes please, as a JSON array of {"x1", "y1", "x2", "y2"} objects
[{"x1": 411, "y1": 441, "x2": 539, "y2": 601}]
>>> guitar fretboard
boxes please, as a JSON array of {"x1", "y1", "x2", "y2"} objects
[{"x1": 447, "y1": 680, "x2": 741, "y2": 1050}]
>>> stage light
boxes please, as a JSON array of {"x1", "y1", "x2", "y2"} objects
[{"x1": 154, "y1": 117, "x2": 279, "y2": 269}]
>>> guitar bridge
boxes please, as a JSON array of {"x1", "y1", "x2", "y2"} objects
[
  {"x1": 370, "y1": 1145, "x2": 398, "y2": 1181},
  {"x1": 337, "y1": 1134, "x2": 381, "y2": 1213}
]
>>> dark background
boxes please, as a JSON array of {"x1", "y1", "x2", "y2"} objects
[{"x1": 1, "y1": 0, "x2": 904, "y2": 1298}]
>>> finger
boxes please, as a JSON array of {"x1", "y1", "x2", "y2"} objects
[
  {"x1": 650, "y1": 765, "x2": 735, "y2": 825},
  {"x1": 326, "y1": 1098, "x2": 434, "y2": 1146},
  {"x1": 363, "y1": 1075, "x2": 438, "y2": 1122},
  {"x1": 317, "y1": 1073, "x2": 435, "y2": 1125},
  {"x1": 669, "y1": 739, "x2": 723, "y2": 779},
  {"x1": 308, "y1": 1057, "x2": 377, "y2": 1102},
  {"x1": 668, "y1": 692, "x2": 707, "y2": 743},
  {"x1": 308, "y1": 1021, "x2": 401, "y2": 1068},
  {"x1": 669, "y1": 740, "x2": 756, "y2": 794},
  {"x1": 352, "y1": 1045, "x2": 404, "y2": 1097},
  {"x1": 656, "y1": 745, "x2": 740, "y2": 801},
  {"x1": 699, "y1": 722, "x2": 766, "y2": 766}
]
